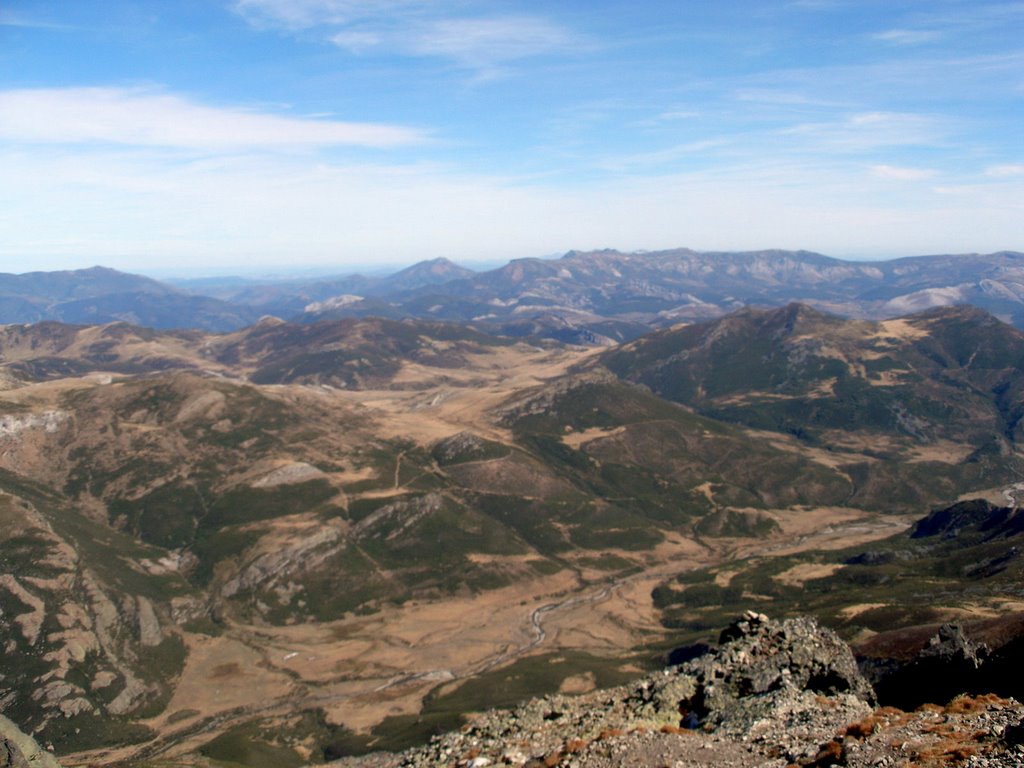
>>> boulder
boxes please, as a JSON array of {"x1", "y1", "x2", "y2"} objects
[{"x1": 643, "y1": 611, "x2": 875, "y2": 742}]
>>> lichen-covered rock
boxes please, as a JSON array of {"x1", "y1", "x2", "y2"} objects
[
  {"x1": 0, "y1": 715, "x2": 62, "y2": 768},
  {"x1": 327, "y1": 614, "x2": 1024, "y2": 768},
  {"x1": 673, "y1": 611, "x2": 876, "y2": 730},
  {"x1": 350, "y1": 613, "x2": 878, "y2": 768}
]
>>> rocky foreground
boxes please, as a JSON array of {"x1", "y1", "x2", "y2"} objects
[{"x1": 332, "y1": 613, "x2": 1024, "y2": 768}]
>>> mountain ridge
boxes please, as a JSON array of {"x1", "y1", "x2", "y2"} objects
[{"x1": 6, "y1": 249, "x2": 1024, "y2": 339}]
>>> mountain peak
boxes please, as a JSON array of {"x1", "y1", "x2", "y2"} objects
[{"x1": 384, "y1": 257, "x2": 475, "y2": 290}]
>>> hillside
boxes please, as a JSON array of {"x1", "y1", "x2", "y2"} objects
[
  {"x1": 0, "y1": 305, "x2": 1023, "y2": 764},
  {"x1": 601, "y1": 303, "x2": 1024, "y2": 465},
  {"x1": 505, "y1": 303, "x2": 1024, "y2": 514},
  {"x1": 652, "y1": 496, "x2": 1024, "y2": 649}
]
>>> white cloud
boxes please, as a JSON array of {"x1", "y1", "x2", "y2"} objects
[
  {"x1": 872, "y1": 28, "x2": 943, "y2": 46},
  {"x1": 781, "y1": 112, "x2": 945, "y2": 151},
  {"x1": 986, "y1": 164, "x2": 1024, "y2": 177},
  {"x1": 233, "y1": 0, "x2": 421, "y2": 30},
  {"x1": 407, "y1": 17, "x2": 572, "y2": 67},
  {"x1": 597, "y1": 140, "x2": 728, "y2": 172},
  {"x1": 871, "y1": 164, "x2": 938, "y2": 181},
  {"x1": 329, "y1": 30, "x2": 382, "y2": 53},
  {"x1": 0, "y1": 9, "x2": 68, "y2": 29},
  {"x1": 654, "y1": 110, "x2": 702, "y2": 121},
  {"x1": 788, "y1": 0, "x2": 843, "y2": 9},
  {"x1": 0, "y1": 88, "x2": 426, "y2": 149},
  {"x1": 234, "y1": 0, "x2": 577, "y2": 71},
  {"x1": 733, "y1": 88, "x2": 850, "y2": 107},
  {"x1": 327, "y1": 15, "x2": 574, "y2": 72}
]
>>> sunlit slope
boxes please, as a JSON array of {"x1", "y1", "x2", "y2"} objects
[{"x1": 1, "y1": 305, "x2": 1023, "y2": 758}]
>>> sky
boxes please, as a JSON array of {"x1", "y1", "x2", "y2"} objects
[{"x1": 1, "y1": 0, "x2": 1022, "y2": 275}]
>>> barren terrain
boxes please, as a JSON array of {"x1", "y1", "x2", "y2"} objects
[
  {"x1": 2, "y1": 306, "x2": 1022, "y2": 766},
  {"x1": 64, "y1": 508, "x2": 909, "y2": 766}
]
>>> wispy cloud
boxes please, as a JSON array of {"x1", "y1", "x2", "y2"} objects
[
  {"x1": 872, "y1": 28, "x2": 943, "y2": 46},
  {"x1": 233, "y1": 0, "x2": 578, "y2": 73},
  {"x1": 232, "y1": 0, "x2": 422, "y2": 30},
  {"x1": 404, "y1": 17, "x2": 572, "y2": 67},
  {"x1": 871, "y1": 164, "x2": 938, "y2": 181},
  {"x1": 780, "y1": 112, "x2": 946, "y2": 152},
  {"x1": 629, "y1": 110, "x2": 703, "y2": 130},
  {"x1": 0, "y1": 88, "x2": 427, "y2": 149},
  {"x1": 0, "y1": 9, "x2": 70, "y2": 30},
  {"x1": 733, "y1": 88, "x2": 850, "y2": 108},
  {"x1": 870, "y1": 4, "x2": 1024, "y2": 48},
  {"x1": 6, "y1": 144, "x2": 1020, "y2": 270},
  {"x1": 787, "y1": 0, "x2": 844, "y2": 10},
  {"x1": 986, "y1": 164, "x2": 1024, "y2": 177},
  {"x1": 596, "y1": 140, "x2": 728, "y2": 173}
]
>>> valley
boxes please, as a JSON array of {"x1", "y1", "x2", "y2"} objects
[
  {"x1": 1, "y1": 302, "x2": 1023, "y2": 766},
  {"x1": 67, "y1": 505, "x2": 909, "y2": 766}
]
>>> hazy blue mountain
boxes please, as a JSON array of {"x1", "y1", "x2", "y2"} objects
[
  {"x1": 5, "y1": 250, "x2": 1024, "y2": 338},
  {"x1": 296, "y1": 249, "x2": 1024, "y2": 338},
  {"x1": 0, "y1": 266, "x2": 258, "y2": 331}
]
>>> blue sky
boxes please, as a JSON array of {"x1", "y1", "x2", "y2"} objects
[{"x1": 1, "y1": 0, "x2": 1022, "y2": 275}]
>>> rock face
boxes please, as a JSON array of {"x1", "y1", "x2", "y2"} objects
[
  {"x1": 0, "y1": 715, "x2": 62, "y2": 768},
  {"x1": 867, "y1": 620, "x2": 1024, "y2": 711},
  {"x1": 873, "y1": 623, "x2": 987, "y2": 710},
  {"x1": 338, "y1": 613, "x2": 878, "y2": 768},
  {"x1": 330, "y1": 613, "x2": 1024, "y2": 768},
  {"x1": 668, "y1": 611, "x2": 876, "y2": 736}
]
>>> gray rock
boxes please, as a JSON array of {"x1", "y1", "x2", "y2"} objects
[
  {"x1": 358, "y1": 614, "x2": 877, "y2": 768},
  {"x1": 0, "y1": 715, "x2": 62, "y2": 768}
]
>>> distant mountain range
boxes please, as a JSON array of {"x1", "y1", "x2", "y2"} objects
[
  {"x1": 0, "y1": 266, "x2": 258, "y2": 331},
  {"x1": 4, "y1": 249, "x2": 1024, "y2": 339}
]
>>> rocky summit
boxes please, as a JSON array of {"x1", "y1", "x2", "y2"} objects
[{"x1": 332, "y1": 613, "x2": 1024, "y2": 768}]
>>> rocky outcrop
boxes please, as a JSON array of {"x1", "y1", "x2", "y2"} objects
[
  {"x1": 863, "y1": 618, "x2": 1024, "y2": 712},
  {"x1": 334, "y1": 613, "x2": 877, "y2": 767},
  {"x1": 664, "y1": 611, "x2": 875, "y2": 736},
  {"x1": 0, "y1": 491, "x2": 170, "y2": 738},
  {"x1": 0, "y1": 411, "x2": 69, "y2": 438},
  {"x1": 327, "y1": 613, "x2": 1024, "y2": 768},
  {"x1": 910, "y1": 500, "x2": 1024, "y2": 540},
  {"x1": 0, "y1": 715, "x2": 62, "y2": 768}
]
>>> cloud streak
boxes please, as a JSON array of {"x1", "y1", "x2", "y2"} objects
[
  {"x1": 872, "y1": 28, "x2": 943, "y2": 46},
  {"x1": 233, "y1": 0, "x2": 578, "y2": 72},
  {"x1": 987, "y1": 164, "x2": 1024, "y2": 177},
  {"x1": 779, "y1": 112, "x2": 946, "y2": 152},
  {"x1": 0, "y1": 88, "x2": 427, "y2": 149},
  {"x1": 871, "y1": 164, "x2": 938, "y2": 181},
  {"x1": 0, "y1": 10, "x2": 68, "y2": 29},
  {"x1": 232, "y1": 0, "x2": 423, "y2": 30},
  {"x1": 405, "y1": 16, "x2": 573, "y2": 67}
]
